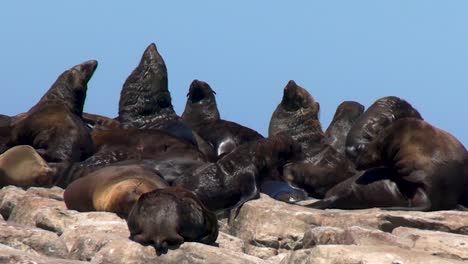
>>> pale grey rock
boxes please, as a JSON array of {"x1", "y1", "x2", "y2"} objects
[{"x1": 0, "y1": 244, "x2": 87, "y2": 264}]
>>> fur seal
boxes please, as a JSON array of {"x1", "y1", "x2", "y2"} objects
[
  {"x1": 64, "y1": 162, "x2": 168, "y2": 218},
  {"x1": 351, "y1": 118, "x2": 468, "y2": 211},
  {"x1": 269, "y1": 80, "x2": 355, "y2": 198},
  {"x1": 182, "y1": 80, "x2": 264, "y2": 158},
  {"x1": 173, "y1": 133, "x2": 302, "y2": 214},
  {"x1": 345, "y1": 96, "x2": 422, "y2": 161},
  {"x1": 325, "y1": 101, "x2": 364, "y2": 155},
  {"x1": 8, "y1": 60, "x2": 97, "y2": 162},
  {"x1": 0, "y1": 145, "x2": 55, "y2": 188},
  {"x1": 82, "y1": 112, "x2": 120, "y2": 131},
  {"x1": 118, "y1": 43, "x2": 215, "y2": 161},
  {"x1": 127, "y1": 187, "x2": 218, "y2": 255}
]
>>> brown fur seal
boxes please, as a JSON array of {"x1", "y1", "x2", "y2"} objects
[
  {"x1": 173, "y1": 133, "x2": 302, "y2": 214},
  {"x1": 182, "y1": 79, "x2": 264, "y2": 158},
  {"x1": 64, "y1": 162, "x2": 168, "y2": 218},
  {"x1": 127, "y1": 187, "x2": 218, "y2": 255},
  {"x1": 8, "y1": 60, "x2": 97, "y2": 162},
  {"x1": 0, "y1": 145, "x2": 55, "y2": 188},
  {"x1": 325, "y1": 101, "x2": 364, "y2": 155},
  {"x1": 345, "y1": 96, "x2": 422, "y2": 161},
  {"x1": 353, "y1": 118, "x2": 468, "y2": 211},
  {"x1": 269, "y1": 80, "x2": 355, "y2": 198},
  {"x1": 82, "y1": 112, "x2": 120, "y2": 131},
  {"x1": 118, "y1": 43, "x2": 215, "y2": 161}
]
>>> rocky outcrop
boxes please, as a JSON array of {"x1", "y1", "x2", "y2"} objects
[{"x1": 0, "y1": 186, "x2": 467, "y2": 263}]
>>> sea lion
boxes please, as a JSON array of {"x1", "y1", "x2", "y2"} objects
[
  {"x1": 0, "y1": 145, "x2": 55, "y2": 188},
  {"x1": 352, "y1": 118, "x2": 468, "y2": 211},
  {"x1": 8, "y1": 60, "x2": 97, "y2": 163},
  {"x1": 53, "y1": 128, "x2": 207, "y2": 188},
  {"x1": 269, "y1": 80, "x2": 355, "y2": 198},
  {"x1": 64, "y1": 162, "x2": 168, "y2": 218},
  {"x1": 345, "y1": 96, "x2": 422, "y2": 161},
  {"x1": 182, "y1": 79, "x2": 264, "y2": 158},
  {"x1": 0, "y1": 115, "x2": 12, "y2": 154},
  {"x1": 325, "y1": 101, "x2": 364, "y2": 155},
  {"x1": 118, "y1": 43, "x2": 215, "y2": 161},
  {"x1": 127, "y1": 187, "x2": 218, "y2": 255},
  {"x1": 82, "y1": 112, "x2": 120, "y2": 131},
  {"x1": 173, "y1": 133, "x2": 302, "y2": 214}
]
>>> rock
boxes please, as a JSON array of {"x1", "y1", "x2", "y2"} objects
[
  {"x1": 393, "y1": 227, "x2": 468, "y2": 261},
  {"x1": 216, "y1": 231, "x2": 245, "y2": 253},
  {"x1": 0, "y1": 244, "x2": 87, "y2": 264},
  {"x1": 26, "y1": 186, "x2": 64, "y2": 201},
  {"x1": 302, "y1": 226, "x2": 346, "y2": 248},
  {"x1": 0, "y1": 186, "x2": 27, "y2": 219},
  {"x1": 91, "y1": 240, "x2": 267, "y2": 264},
  {"x1": 244, "y1": 243, "x2": 278, "y2": 259},
  {"x1": 67, "y1": 233, "x2": 127, "y2": 262},
  {"x1": 0, "y1": 221, "x2": 68, "y2": 258},
  {"x1": 281, "y1": 245, "x2": 465, "y2": 264},
  {"x1": 266, "y1": 253, "x2": 288, "y2": 264}
]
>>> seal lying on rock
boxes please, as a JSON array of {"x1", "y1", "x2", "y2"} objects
[
  {"x1": 173, "y1": 133, "x2": 302, "y2": 213},
  {"x1": 345, "y1": 96, "x2": 422, "y2": 162},
  {"x1": 8, "y1": 60, "x2": 97, "y2": 163},
  {"x1": 269, "y1": 80, "x2": 355, "y2": 198},
  {"x1": 127, "y1": 187, "x2": 218, "y2": 255},
  {"x1": 0, "y1": 145, "x2": 55, "y2": 188},
  {"x1": 181, "y1": 79, "x2": 264, "y2": 158},
  {"x1": 353, "y1": 118, "x2": 468, "y2": 211},
  {"x1": 117, "y1": 43, "x2": 215, "y2": 161},
  {"x1": 325, "y1": 101, "x2": 364, "y2": 155},
  {"x1": 64, "y1": 162, "x2": 168, "y2": 218}
]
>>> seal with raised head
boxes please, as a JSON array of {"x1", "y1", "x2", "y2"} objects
[
  {"x1": 0, "y1": 145, "x2": 55, "y2": 188},
  {"x1": 351, "y1": 117, "x2": 468, "y2": 211},
  {"x1": 325, "y1": 101, "x2": 364, "y2": 155},
  {"x1": 127, "y1": 187, "x2": 218, "y2": 255},
  {"x1": 118, "y1": 43, "x2": 215, "y2": 161},
  {"x1": 173, "y1": 133, "x2": 302, "y2": 214},
  {"x1": 182, "y1": 79, "x2": 264, "y2": 158},
  {"x1": 269, "y1": 80, "x2": 355, "y2": 198},
  {"x1": 345, "y1": 96, "x2": 422, "y2": 162},
  {"x1": 64, "y1": 162, "x2": 169, "y2": 218},
  {"x1": 8, "y1": 60, "x2": 97, "y2": 163}
]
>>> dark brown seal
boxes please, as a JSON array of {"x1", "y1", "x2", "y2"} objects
[
  {"x1": 353, "y1": 118, "x2": 468, "y2": 211},
  {"x1": 182, "y1": 79, "x2": 264, "y2": 158},
  {"x1": 82, "y1": 112, "x2": 120, "y2": 131},
  {"x1": 64, "y1": 162, "x2": 168, "y2": 218},
  {"x1": 8, "y1": 60, "x2": 97, "y2": 163},
  {"x1": 325, "y1": 101, "x2": 364, "y2": 155},
  {"x1": 118, "y1": 43, "x2": 215, "y2": 161},
  {"x1": 0, "y1": 145, "x2": 55, "y2": 188},
  {"x1": 345, "y1": 96, "x2": 422, "y2": 161},
  {"x1": 127, "y1": 187, "x2": 218, "y2": 255},
  {"x1": 269, "y1": 80, "x2": 355, "y2": 198},
  {"x1": 173, "y1": 133, "x2": 302, "y2": 214}
]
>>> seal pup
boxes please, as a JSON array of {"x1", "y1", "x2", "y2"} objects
[
  {"x1": 117, "y1": 43, "x2": 215, "y2": 160},
  {"x1": 8, "y1": 60, "x2": 97, "y2": 163},
  {"x1": 173, "y1": 133, "x2": 302, "y2": 214},
  {"x1": 325, "y1": 101, "x2": 364, "y2": 155},
  {"x1": 351, "y1": 118, "x2": 468, "y2": 211},
  {"x1": 127, "y1": 187, "x2": 218, "y2": 255},
  {"x1": 0, "y1": 145, "x2": 55, "y2": 188},
  {"x1": 269, "y1": 80, "x2": 355, "y2": 198},
  {"x1": 64, "y1": 162, "x2": 169, "y2": 218},
  {"x1": 345, "y1": 96, "x2": 422, "y2": 161},
  {"x1": 182, "y1": 79, "x2": 264, "y2": 158}
]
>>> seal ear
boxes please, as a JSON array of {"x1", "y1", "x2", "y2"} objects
[{"x1": 316, "y1": 102, "x2": 320, "y2": 112}]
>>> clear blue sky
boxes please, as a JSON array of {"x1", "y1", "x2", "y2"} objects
[{"x1": 1, "y1": 2, "x2": 467, "y2": 146}]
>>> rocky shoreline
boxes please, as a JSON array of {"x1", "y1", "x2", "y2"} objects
[{"x1": 0, "y1": 186, "x2": 466, "y2": 264}]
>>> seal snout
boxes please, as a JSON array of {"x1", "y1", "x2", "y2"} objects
[
  {"x1": 188, "y1": 79, "x2": 213, "y2": 103},
  {"x1": 71, "y1": 60, "x2": 98, "y2": 85}
]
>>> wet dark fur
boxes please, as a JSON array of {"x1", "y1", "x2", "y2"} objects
[
  {"x1": 127, "y1": 187, "x2": 218, "y2": 255},
  {"x1": 269, "y1": 80, "x2": 356, "y2": 198},
  {"x1": 353, "y1": 118, "x2": 468, "y2": 211},
  {"x1": 325, "y1": 101, "x2": 364, "y2": 155},
  {"x1": 182, "y1": 80, "x2": 264, "y2": 158},
  {"x1": 8, "y1": 61, "x2": 97, "y2": 162},
  {"x1": 173, "y1": 134, "x2": 302, "y2": 213},
  {"x1": 345, "y1": 96, "x2": 422, "y2": 161},
  {"x1": 117, "y1": 44, "x2": 215, "y2": 161},
  {"x1": 64, "y1": 163, "x2": 168, "y2": 218}
]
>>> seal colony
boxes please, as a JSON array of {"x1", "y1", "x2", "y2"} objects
[{"x1": 0, "y1": 42, "x2": 467, "y2": 254}]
